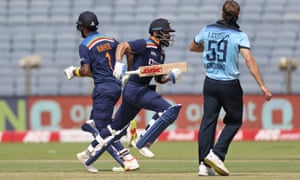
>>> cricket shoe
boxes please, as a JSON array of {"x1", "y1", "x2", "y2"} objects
[
  {"x1": 198, "y1": 161, "x2": 215, "y2": 176},
  {"x1": 131, "y1": 139, "x2": 155, "y2": 158},
  {"x1": 112, "y1": 166, "x2": 125, "y2": 172},
  {"x1": 76, "y1": 150, "x2": 99, "y2": 173},
  {"x1": 204, "y1": 150, "x2": 229, "y2": 176},
  {"x1": 123, "y1": 154, "x2": 140, "y2": 171}
]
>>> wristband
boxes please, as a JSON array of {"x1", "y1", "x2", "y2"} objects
[{"x1": 74, "y1": 68, "x2": 81, "y2": 77}]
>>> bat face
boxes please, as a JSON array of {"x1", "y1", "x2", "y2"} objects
[
  {"x1": 125, "y1": 61, "x2": 187, "y2": 77},
  {"x1": 140, "y1": 66, "x2": 163, "y2": 76}
]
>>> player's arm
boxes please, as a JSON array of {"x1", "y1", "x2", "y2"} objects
[
  {"x1": 240, "y1": 48, "x2": 272, "y2": 101},
  {"x1": 116, "y1": 42, "x2": 132, "y2": 62},
  {"x1": 125, "y1": 52, "x2": 134, "y2": 71},
  {"x1": 75, "y1": 63, "x2": 93, "y2": 77},
  {"x1": 189, "y1": 40, "x2": 204, "y2": 52},
  {"x1": 74, "y1": 46, "x2": 93, "y2": 78},
  {"x1": 114, "y1": 42, "x2": 132, "y2": 80},
  {"x1": 64, "y1": 63, "x2": 92, "y2": 79}
]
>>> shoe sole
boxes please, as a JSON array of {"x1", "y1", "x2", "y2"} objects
[
  {"x1": 76, "y1": 154, "x2": 99, "y2": 173},
  {"x1": 139, "y1": 149, "x2": 155, "y2": 158},
  {"x1": 198, "y1": 170, "x2": 215, "y2": 176},
  {"x1": 198, "y1": 173, "x2": 209, "y2": 176},
  {"x1": 112, "y1": 167, "x2": 125, "y2": 172},
  {"x1": 131, "y1": 141, "x2": 155, "y2": 158},
  {"x1": 204, "y1": 158, "x2": 229, "y2": 176},
  {"x1": 124, "y1": 163, "x2": 140, "y2": 171}
]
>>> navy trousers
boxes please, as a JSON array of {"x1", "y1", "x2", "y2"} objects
[
  {"x1": 91, "y1": 81, "x2": 121, "y2": 130},
  {"x1": 100, "y1": 81, "x2": 171, "y2": 138},
  {"x1": 198, "y1": 77, "x2": 243, "y2": 164}
]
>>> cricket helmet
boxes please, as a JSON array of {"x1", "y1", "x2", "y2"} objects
[
  {"x1": 76, "y1": 11, "x2": 99, "y2": 31},
  {"x1": 149, "y1": 18, "x2": 175, "y2": 47},
  {"x1": 149, "y1": 18, "x2": 175, "y2": 34}
]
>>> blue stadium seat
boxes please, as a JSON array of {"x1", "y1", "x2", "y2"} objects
[{"x1": 1, "y1": 0, "x2": 299, "y2": 96}]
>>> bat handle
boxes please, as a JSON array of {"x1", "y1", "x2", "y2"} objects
[{"x1": 125, "y1": 70, "x2": 139, "y2": 75}]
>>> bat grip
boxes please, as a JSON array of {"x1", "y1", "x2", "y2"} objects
[{"x1": 125, "y1": 70, "x2": 139, "y2": 75}]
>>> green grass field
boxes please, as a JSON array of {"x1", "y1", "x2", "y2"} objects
[{"x1": 0, "y1": 141, "x2": 300, "y2": 180}]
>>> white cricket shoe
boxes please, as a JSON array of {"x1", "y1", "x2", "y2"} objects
[
  {"x1": 76, "y1": 150, "x2": 99, "y2": 173},
  {"x1": 198, "y1": 161, "x2": 215, "y2": 176},
  {"x1": 123, "y1": 154, "x2": 140, "y2": 171},
  {"x1": 204, "y1": 150, "x2": 229, "y2": 176},
  {"x1": 131, "y1": 139, "x2": 155, "y2": 158}
]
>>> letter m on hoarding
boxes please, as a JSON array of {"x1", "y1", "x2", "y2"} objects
[{"x1": 0, "y1": 99, "x2": 26, "y2": 131}]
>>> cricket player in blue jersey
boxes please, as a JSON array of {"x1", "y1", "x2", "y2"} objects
[
  {"x1": 64, "y1": 11, "x2": 139, "y2": 173},
  {"x1": 83, "y1": 18, "x2": 183, "y2": 165},
  {"x1": 189, "y1": 0, "x2": 272, "y2": 176}
]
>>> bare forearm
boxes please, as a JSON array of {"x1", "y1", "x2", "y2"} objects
[
  {"x1": 246, "y1": 60, "x2": 265, "y2": 88},
  {"x1": 241, "y1": 48, "x2": 272, "y2": 101},
  {"x1": 189, "y1": 40, "x2": 204, "y2": 52},
  {"x1": 116, "y1": 42, "x2": 130, "y2": 61}
]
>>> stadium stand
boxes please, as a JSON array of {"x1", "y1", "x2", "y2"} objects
[{"x1": 0, "y1": 0, "x2": 299, "y2": 96}]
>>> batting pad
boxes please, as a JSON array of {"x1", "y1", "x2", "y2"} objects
[
  {"x1": 85, "y1": 124, "x2": 129, "y2": 166},
  {"x1": 81, "y1": 122, "x2": 99, "y2": 137},
  {"x1": 107, "y1": 143, "x2": 124, "y2": 167},
  {"x1": 136, "y1": 104, "x2": 182, "y2": 149}
]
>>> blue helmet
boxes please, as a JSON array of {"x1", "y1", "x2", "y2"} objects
[
  {"x1": 149, "y1": 18, "x2": 175, "y2": 47},
  {"x1": 149, "y1": 18, "x2": 175, "y2": 34}
]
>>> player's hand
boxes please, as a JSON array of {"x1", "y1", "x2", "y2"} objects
[
  {"x1": 169, "y1": 68, "x2": 182, "y2": 84},
  {"x1": 261, "y1": 85, "x2": 272, "y2": 101},
  {"x1": 113, "y1": 62, "x2": 126, "y2": 80},
  {"x1": 64, "y1": 65, "x2": 77, "y2": 80}
]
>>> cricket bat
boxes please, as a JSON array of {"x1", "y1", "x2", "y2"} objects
[{"x1": 125, "y1": 61, "x2": 187, "y2": 77}]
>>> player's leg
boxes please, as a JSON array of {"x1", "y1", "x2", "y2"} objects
[
  {"x1": 198, "y1": 86, "x2": 221, "y2": 163},
  {"x1": 108, "y1": 140, "x2": 140, "y2": 171},
  {"x1": 85, "y1": 100, "x2": 141, "y2": 166},
  {"x1": 204, "y1": 79, "x2": 242, "y2": 176},
  {"x1": 129, "y1": 87, "x2": 182, "y2": 149},
  {"x1": 77, "y1": 83, "x2": 123, "y2": 172},
  {"x1": 110, "y1": 140, "x2": 139, "y2": 171},
  {"x1": 198, "y1": 100, "x2": 220, "y2": 176},
  {"x1": 136, "y1": 104, "x2": 182, "y2": 148},
  {"x1": 81, "y1": 119, "x2": 98, "y2": 136},
  {"x1": 213, "y1": 80, "x2": 243, "y2": 161},
  {"x1": 77, "y1": 120, "x2": 127, "y2": 171},
  {"x1": 197, "y1": 77, "x2": 222, "y2": 176},
  {"x1": 78, "y1": 120, "x2": 139, "y2": 171},
  {"x1": 85, "y1": 123, "x2": 136, "y2": 166},
  {"x1": 129, "y1": 118, "x2": 155, "y2": 158},
  {"x1": 124, "y1": 86, "x2": 164, "y2": 157}
]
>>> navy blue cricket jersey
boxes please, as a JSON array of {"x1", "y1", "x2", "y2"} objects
[
  {"x1": 79, "y1": 32, "x2": 120, "y2": 85},
  {"x1": 127, "y1": 38, "x2": 165, "y2": 84}
]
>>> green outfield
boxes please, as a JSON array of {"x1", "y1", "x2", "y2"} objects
[{"x1": 0, "y1": 141, "x2": 300, "y2": 180}]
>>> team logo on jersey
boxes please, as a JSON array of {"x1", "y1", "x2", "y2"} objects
[
  {"x1": 148, "y1": 58, "x2": 159, "y2": 65},
  {"x1": 151, "y1": 51, "x2": 157, "y2": 57}
]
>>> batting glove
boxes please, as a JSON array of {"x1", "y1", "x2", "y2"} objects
[
  {"x1": 169, "y1": 68, "x2": 182, "y2": 84},
  {"x1": 113, "y1": 62, "x2": 126, "y2": 80},
  {"x1": 64, "y1": 65, "x2": 77, "y2": 80}
]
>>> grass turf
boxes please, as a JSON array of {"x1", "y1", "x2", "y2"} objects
[{"x1": 0, "y1": 141, "x2": 300, "y2": 180}]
